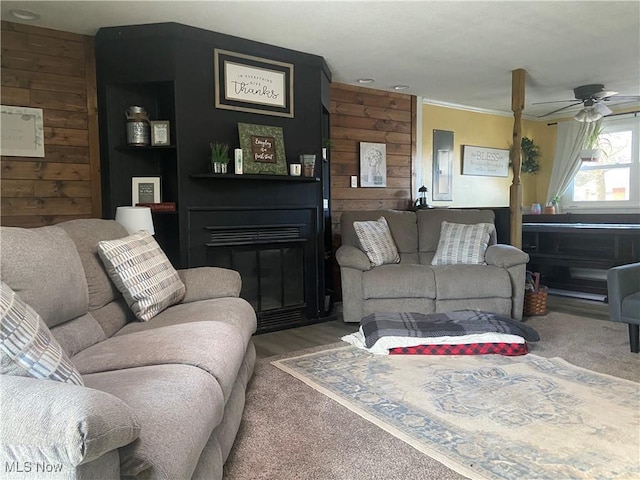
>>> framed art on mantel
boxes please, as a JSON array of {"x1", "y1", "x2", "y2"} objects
[
  {"x1": 214, "y1": 49, "x2": 294, "y2": 118},
  {"x1": 238, "y1": 123, "x2": 288, "y2": 175}
]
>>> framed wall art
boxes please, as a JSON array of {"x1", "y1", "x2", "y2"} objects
[
  {"x1": 150, "y1": 121, "x2": 170, "y2": 146},
  {"x1": 238, "y1": 123, "x2": 287, "y2": 175},
  {"x1": 132, "y1": 177, "x2": 161, "y2": 205},
  {"x1": 215, "y1": 49, "x2": 294, "y2": 118},
  {"x1": 0, "y1": 105, "x2": 45, "y2": 157},
  {"x1": 462, "y1": 145, "x2": 510, "y2": 177},
  {"x1": 359, "y1": 142, "x2": 387, "y2": 187}
]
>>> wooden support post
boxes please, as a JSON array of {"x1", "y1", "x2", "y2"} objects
[{"x1": 510, "y1": 69, "x2": 526, "y2": 248}]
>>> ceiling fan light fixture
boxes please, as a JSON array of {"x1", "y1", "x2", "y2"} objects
[
  {"x1": 574, "y1": 106, "x2": 603, "y2": 123},
  {"x1": 594, "y1": 102, "x2": 612, "y2": 116}
]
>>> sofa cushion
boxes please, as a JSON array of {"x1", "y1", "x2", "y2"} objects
[
  {"x1": 1, "y1": 375, "x2": 141, "y2": 467},
  {"x1": 363, "y1": 264, "x2": 436, "y2": 299},
  {"x1": 1, "y1": 281, "x2": 84, "y2": 386},
  {"x1": 83, "y1": 364, "x2": 223, "y2": 480},
  {"x1": 115, "y1": 296, "x2": 257, "y2": 340},
  {"x1": 97, "y1": 231, "x2": 186, "y2": 321},
  {"x1": 353, "y1": 216, "x2": 400, "y2": 267},
  {"x1": 417, "y1": 209, "x2": 496, "y2": 255},
  {"x1": 0, "y1": 225, "x2": 88, "y2": 328},
  {"x1": 71, "y1": 321, "x2": 248, "y2": 402},
  {"x1": 432, "y1": 265, "x2": 512, "y2": 299},
  {"x1": 341, "y1": 210, "x2": 418, "y2": 254},
  {"x1": 432, "y1": 221, "x2": 494, "y2": 265},
  {"x1": 57, "y1": 219, "x2": 128, "y2": 312}
]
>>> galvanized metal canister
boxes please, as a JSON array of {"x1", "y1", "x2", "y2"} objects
[{"x1": 125, "y1": 106, "x2": 150, "y2": 146}]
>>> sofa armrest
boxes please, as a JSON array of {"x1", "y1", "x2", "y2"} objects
[
  {"x1": 0, "y1": 375, "x2": 140, "y2": 467},
  {"x1": 336, "y1": 245, "x2": 372, "y2": 271},
  {"x1": 178, "y1": 266, "x2": 242, "y2": 302},
  {"x1": 485, "y1": 244, "x2": 529, "y2": 268}
]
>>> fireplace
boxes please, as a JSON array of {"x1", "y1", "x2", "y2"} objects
[{"x1": 187, "y1": 207, "x2": 320, "y2": 332}]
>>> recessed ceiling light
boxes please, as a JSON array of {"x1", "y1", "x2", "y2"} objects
[
  {"x1": 357, "y1": 78, "x2": 375, "y2": 84},
  {"x1": 393, "y1": 85, "x2": 410, "y2": 91},
  {"x1": 10, "y1": 9, "x2": 40, "y2": 21}
]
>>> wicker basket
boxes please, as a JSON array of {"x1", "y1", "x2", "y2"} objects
[{"x1": 524, "y1": 286, "x2": 548, "y2": 316}]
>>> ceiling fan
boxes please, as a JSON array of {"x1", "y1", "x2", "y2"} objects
[{"x1": 535, "y1": 84, "x2": 640, "y2": 122}]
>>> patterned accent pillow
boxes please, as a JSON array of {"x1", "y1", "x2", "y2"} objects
[
  {"x1": 353, "y1": 216, "x2": 400, "y2": 267},
  {"x1": 0, "y1": 281, "x2": 84, "y2": 385},
  {"x1": 431, "y1": 221, "x2": 494, "y2": 265},
  {"x1": 97, "y1": 231, "x2": 186, "y2": 321}
]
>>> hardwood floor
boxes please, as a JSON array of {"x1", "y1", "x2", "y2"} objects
[{"x1": 252, "y1": 295, "x2": 610, "y2": 359}]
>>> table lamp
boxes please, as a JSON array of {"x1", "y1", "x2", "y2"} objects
[{"x1": 115, "y1": 206, "x2": 155, "y2": 235}]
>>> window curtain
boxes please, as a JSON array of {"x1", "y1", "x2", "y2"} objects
[{"x1": 545, "y1": 119, "x2": 602, "y2": 205}]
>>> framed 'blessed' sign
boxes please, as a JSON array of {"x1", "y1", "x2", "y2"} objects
[{"x1": 214, "y1": 49, "x2": 294, "y2": 118}]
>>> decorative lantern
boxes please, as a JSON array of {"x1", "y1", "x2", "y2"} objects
[{"x1": 415, "y1": 185, "x2": 430, "y2": 209}]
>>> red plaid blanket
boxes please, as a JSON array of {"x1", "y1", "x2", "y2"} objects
[{"x1": 388, "y1": 342, "x2": 528, "y2": 356}]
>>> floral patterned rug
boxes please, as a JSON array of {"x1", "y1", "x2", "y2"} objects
[{"x1": 273, "y1": 346, "x2": 639, "y2": 479}]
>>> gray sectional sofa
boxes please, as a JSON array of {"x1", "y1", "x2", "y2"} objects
[
  {"x1": 337, "y1": 209, "x2": 529, "y2": 323},
  {"x1": 0, "y1": 219, "x2": 256, "y2": 479}
]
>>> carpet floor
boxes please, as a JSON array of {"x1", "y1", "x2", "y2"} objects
[{"x1": 223, "y1": 312, "x2": 639, "y2": 480}]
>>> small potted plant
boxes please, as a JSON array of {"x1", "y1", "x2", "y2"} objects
[
  {"x1": 210, "y1": 142, "x2": 229, "y2": 174},
  {"x1": 544, "y1": 195, "x2": 560, "y2": 214}
]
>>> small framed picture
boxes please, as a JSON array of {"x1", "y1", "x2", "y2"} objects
[
  {"x1": 132, "y1": 177, "x2": 161, "y2": 205},
  {"x1": 150, "y1": 121, "x2": 170, "y2": 146}
]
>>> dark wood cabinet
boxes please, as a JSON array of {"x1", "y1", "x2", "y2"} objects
[
  {"x1": 522, "y1": 214, "x2": 640, "y2": 296},
  {"x1": 95, "y1": 23, "x2": 333, "y2": 332}
]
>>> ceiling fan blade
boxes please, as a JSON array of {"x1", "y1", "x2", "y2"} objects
[
  {"x1": 531, "y1": 99, "x2": 578, "y2": 105},
  {"x1": 537, "y1": 101, "x2": 584, "y2": 118},
  {"x1": 603, "y1": 95, "x2": 640, "y2": 101}
]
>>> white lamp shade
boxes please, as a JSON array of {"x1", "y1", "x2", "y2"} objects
[{"x1": 115, "y1": 206, "x2": 155, "y2": 235}]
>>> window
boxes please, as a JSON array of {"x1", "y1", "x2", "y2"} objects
[{"x1": 564, "y1": 115, "x2": 639, "y2": 212}]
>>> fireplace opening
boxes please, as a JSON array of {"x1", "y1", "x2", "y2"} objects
[{"x1": 203, "y1": 223, "x2": 309, "y2": 332}]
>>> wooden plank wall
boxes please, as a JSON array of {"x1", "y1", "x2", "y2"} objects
[
  {"x1": 330, "y1": 83, "x2": 416, "y2": 244},
  {"x1": 1, "y1": 21, "x2": 101, "y2": 227}
]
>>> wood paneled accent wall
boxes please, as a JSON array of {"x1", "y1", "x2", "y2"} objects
[
  {"x1": 1, "y1": 21, "x2": 101, "y2": 227},
  {"x1": 330, "y1": 83, "x2": 416, "y2": 242}
]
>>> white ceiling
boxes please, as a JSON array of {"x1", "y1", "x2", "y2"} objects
[{"x1": 2, "y1": 1, "x2": 639, "y2": 120}]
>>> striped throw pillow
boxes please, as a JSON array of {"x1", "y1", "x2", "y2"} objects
[
  {"x1": 98, "y1": 231, "x2": 186, "y2": 321},
  {"x1": 0, "y1": 281, "x2": 84, "y2": 385},
  {"x1": 353, "y1": 216, "x2": 400, "y2": 267},
  {"x1": 431, "y1": 221, "x2": 494, "y2": 265}
]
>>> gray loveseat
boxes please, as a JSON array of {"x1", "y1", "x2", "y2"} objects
[
  {"x1": 337, "y1": 209, "x2": 529, "y2": 323},
  {"x1": 0, "y1": 219, "x2": 256, "y2": 479}
]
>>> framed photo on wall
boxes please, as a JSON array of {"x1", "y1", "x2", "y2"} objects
[
  {"x1": 214, "y1": 49, "x2": 294, "y2": 118},
  {"x1": 0, "y1": 105, "x2": 45, "y2": 157},
  {"x1": 132, "y1": 177, "x2": 161, "y2": 205},
  {"x1": 359, "y1": 142, "x2": 387, "y2": 187}
]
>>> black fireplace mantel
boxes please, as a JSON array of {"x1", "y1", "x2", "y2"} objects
[{"x1": 95, "y1": 22, "x2": 334, "y2": 332}]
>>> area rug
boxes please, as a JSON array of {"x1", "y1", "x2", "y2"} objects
[{"x1": 273, "y1": 346, "x2": 639, "y2": 480}]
